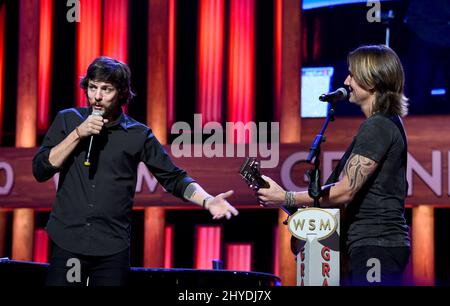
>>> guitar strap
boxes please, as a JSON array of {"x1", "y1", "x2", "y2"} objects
[{"x1": 324, "y1": 138, "x2": 356, "y2": 186}]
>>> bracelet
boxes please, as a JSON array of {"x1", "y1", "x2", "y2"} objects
[
  {"x1": 203, "y1": 196, "x2": 213, "y2": 209},
  {"x1": 75, "y1": 126, "x2": 82, "y2": 139},
  {"x1": 285, "y1": 191, "x2": 296, "y2": 208}
]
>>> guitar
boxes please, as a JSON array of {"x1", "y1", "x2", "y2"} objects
[
  {"x1": 239, "y1": 157, "x2": 297, "y2": 217},
  {"x1": 239, "y1": 157, "x2": 306, "y2": 254}
]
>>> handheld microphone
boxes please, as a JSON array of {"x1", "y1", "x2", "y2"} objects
[
  {"x1": 319, "y1": 87, "x2": 348, "y2": 103},
  {"x1": 84, "y1": 109, "x2": 104, "y2": 167}
]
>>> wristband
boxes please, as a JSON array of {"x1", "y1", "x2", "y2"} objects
[
  {"x1": 285, "y1": 191, "x2": 296, "y2": 207},
  {"x1": 75, "y1": 126, "x2": 82, "y2": 139},
  {"x1": 203, "y1": 196, "x2": 213, "y2": 209}
]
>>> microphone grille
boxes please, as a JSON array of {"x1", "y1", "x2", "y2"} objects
[
  {"x1": 92, "y1": 109, "x2": 105, "y2": 116},
  {"x1": 337, "y1": 87, "x2": 348, "y2": 100}
]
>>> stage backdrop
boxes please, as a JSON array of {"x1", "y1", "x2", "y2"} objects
[{"x1": 0, "y1": 116, "x2": 449, "y2": 208}]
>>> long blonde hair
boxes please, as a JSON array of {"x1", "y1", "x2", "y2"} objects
[{"x1": 348, "y1": 45, "x2": 408, "y2": 117}]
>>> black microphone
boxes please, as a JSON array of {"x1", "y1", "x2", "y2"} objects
[
  {"x1": 84, "y1": 109, "x2": 104, "y2": 167},
  {"x1": 319, "y1": 87, "x2": 348, "y2": 102}
]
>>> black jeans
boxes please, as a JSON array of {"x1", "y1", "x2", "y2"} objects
[
  {"x1": 46, "y1": 241, "x2": 130, "y2": 286},
  {"x1": 348, "y1": 245, "x2": 410, "y2": 286}
]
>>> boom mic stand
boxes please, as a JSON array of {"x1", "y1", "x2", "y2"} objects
[{"x1": 305, "y1": 103, "x2": 336, "y2": 207}]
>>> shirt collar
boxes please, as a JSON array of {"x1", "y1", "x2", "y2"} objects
[{"x1": 107, "y1": 112, "x2": 129, "y2": 131}]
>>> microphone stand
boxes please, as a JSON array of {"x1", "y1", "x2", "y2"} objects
[
  {"x1": 305, "y1": 103, "x2": 336, "y2": 207},
  {"x1": 381, "y1": 9, "x2": 394, "y2": 47}
]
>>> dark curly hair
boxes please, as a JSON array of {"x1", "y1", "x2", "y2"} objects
[{"x1": 80, "y1": 56, "x2": 136, "y2": 105}]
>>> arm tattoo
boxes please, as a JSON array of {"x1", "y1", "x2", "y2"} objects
[
  {"x1": 343, "y1": 153, "x2": 377, "y2": 192},
  {"x1": 183, "y1": 183, "x2": 197, "y2": 199}
]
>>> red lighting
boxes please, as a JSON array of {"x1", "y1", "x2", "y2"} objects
[
  {"x1": 37, "y1": 0, "x2": 53, "y2": 132},
  {"x1": 274, "y1": 0, "x2": 282, "y2": 121},
  {"x1": 33, "y1": 228, "x2": 49, "y2": 263},
  {"x1": 227, "y1": 0, "x2": 255, "y2": 142},
  {"x1": 197, "y1": 0, "x2": 225, "y2": 124},
  {"x1": 102, "y1": 0, "x2": 128, "y2": 63},
  {"x1": 194, "y1": 225, "x2": 222, "y2": 269},
  {"x1": 103, "y1": 0, "x2": 128, "y2": 113},
  {"x1": 0, "y1": 3, "x2": 5, "y2": 143},
  {"x1": 164, "y1": 225, "x2": 174, "y2": 268},
  {"x1": 168, "y1": 0, "x2": 176, "y2": 127},
  {"x1": 225, "y1": 243, "x2": 252, "y2": 271},
  {"x1": 75, "y1": 0, "x2": 102, "y2": 107}
]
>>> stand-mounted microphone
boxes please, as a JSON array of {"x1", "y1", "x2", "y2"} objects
[{"x1": 319, "y1": 87, "x2": 348, "y2": 103}]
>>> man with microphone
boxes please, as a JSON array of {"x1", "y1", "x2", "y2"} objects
[
  {"x1": 32, "y1": 56, "x2": 238, "y2": 286},
  {"x1": 256, "y1": 45, "x2": 411, "y2": 286}
]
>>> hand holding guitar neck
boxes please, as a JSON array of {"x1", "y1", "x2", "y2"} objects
[
  {"x1": 239, "y1": 157, "x2": 296, "y2": 220},
  {"x1": 239, "y1": 157, "x2": 269, "y2": 190}
]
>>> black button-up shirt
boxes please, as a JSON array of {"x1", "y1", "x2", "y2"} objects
[{"x1": 32, "y1": 107, "x2": 195, "y2": 256}]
